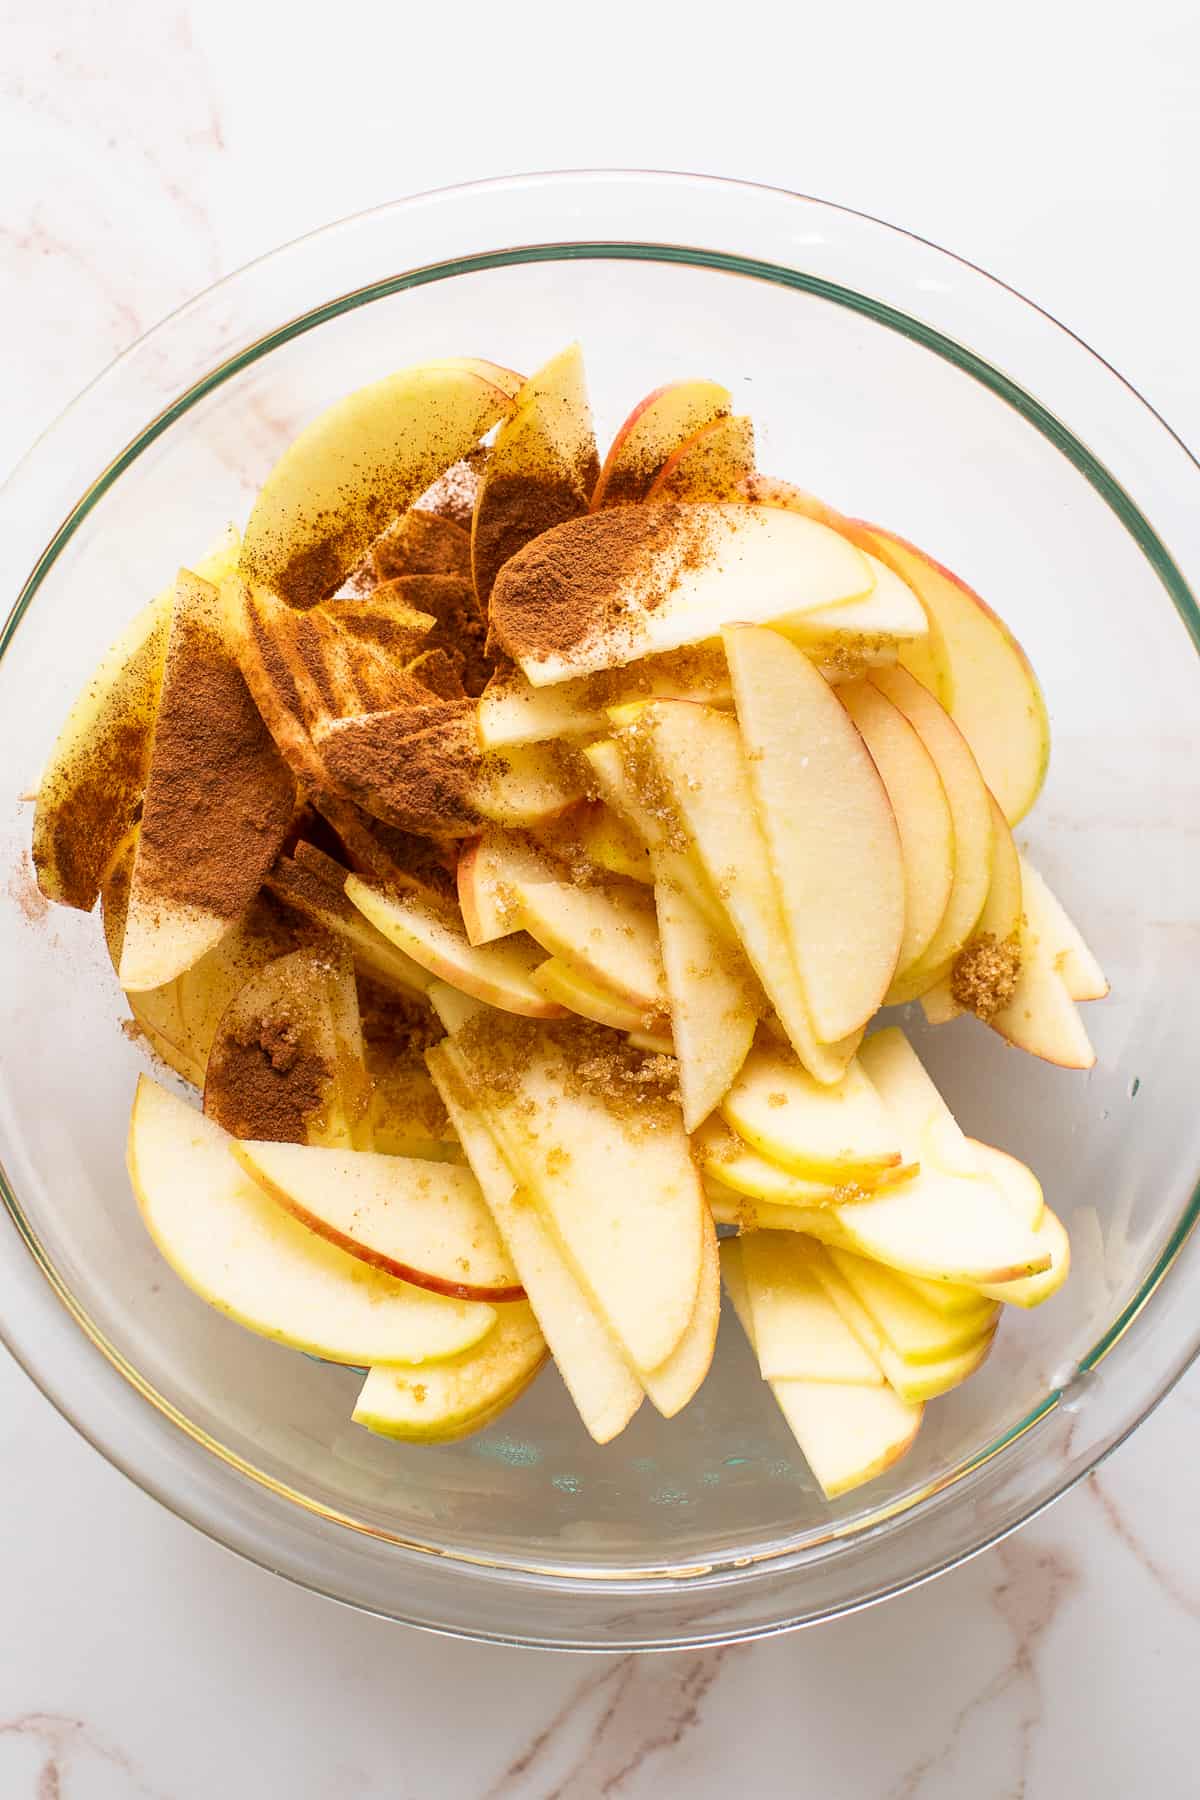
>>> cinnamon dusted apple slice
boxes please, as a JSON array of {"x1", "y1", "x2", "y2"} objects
[
  {"x1": 231, "y1": 1140, "x2": 523, "y2": 1300},
  {"x1": 471, "y1": 743, "x2": 588, "y2": 829},
  {"x1": 118, "y1": 570, "x2": 296, "y2": 992},
  {"x1": 724, "y1": 624, "x2": 906, "y2": 1042},
  {"x1": 591, "y1": 380, "x2": 732, "y2": 509},
  {"x1": 129, "y1": 1076, "x2": 495, "y2": 1366},
  {"x1": 266, "y1": 846, "x2": 433, "y2": 995},
  {"x1": 472, "y1": 344, "x2": 599, "y2": 606},
  {"x1": 371, "y1": 508, "x2": 473, "y2": 582},
  {"x1": 352, "y1": 1302, "x2": 547, "y2": 1444},
  {"x1": 490, "y1": 504, "x2": 876, "y2": 685},
  {"x1": 33, "y1": 527, "x2": 242, "y2": 912},
  {"x1": 363, "y1": 1017, "x2": 461, "y2": 1162},
  {"x1": 368, "y1": 573, "x2": 491, "y2": 696},
  {"x1": 344, "y1": 879, "x2": 566, "y2": 1018},
  {"x1": 475, "y1": 646, "x2": 732, "y2": 749},
  {"x1": 240, "y1": 358, "x2": 522, "y2": 606},
  {"x1": 645, "y1": 414, "x2": 756, "y2": 503},
  {"x1": 309, "y1": 796, "x2": 457, "y2": 909}
]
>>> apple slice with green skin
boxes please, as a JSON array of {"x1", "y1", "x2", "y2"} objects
[
  {"x1": 922, "y1": 793, "x2": 1022, "y2": 1025},
  {"x1": 491, "y1": 504, "x2": 875, "y2": 686},
  {"x1": 740, "y1": 1233, "x2": 885, "y2": 1386},
  {"x1": 825, "y1": 1244, "x2": 999, "y2": 1364},
  {"x1": 721, "y1": 1240, "x2": 923, "y2": 1500},
  {"x1": 475, "y1": 648, "x2": 733, "y2": 750},
  {"x1": 632, "y1": 701, "x2": 860, "y2": 1084},
  {"x1": 266, "y1": 849, "x2": 432, "y2": 996},
  {"x1": 722, "y1": 1044, "x2": 905, "y2": 1184},
  {"x1": 985, "y1": 856, "x2": 1101, "y2": 1069},
  {"x1": 530, "y1": 958, "x2": 662, "y2": 1034},
  {"x1": 976, "y1": 1206, "x2": 1070, "y2": 1308},
  {"x1": 725, "y1": 624, "x2": 906, "y2": 1042},
  {"x1": 471, "y1": 343, "x2": 598, "y2": 606},
  {"x1": 804, "y1": 1242, "x2": 997, "y2": 1404},
  {"x1": 240, "y1": 358, "x2": 522, "y2": 607},
  {"x1": 118, "y1": 571, "x2": 296, "y2": 992},
  {"x1": 858, "y1": 525, "x2": 1050, "y2": 825},
  {"x1": 128, "y1": 1077, "x2": 496, "y2": 1365},
  {"x1": 33, "y1": 528, "x2": 242, "y2": 913},
  {"x1": 692, "y1": 1116, "x2": 916, "y2": 1208},
  {"x1": 644, "y1": 414, "x2": 756, "y2": 503},
  {"x1": 344, "y1": 879, "x2": 564, "y2": 1018},
  {"x1": 444, "y1": 1015, "x2": 704, "y2": 1376},
  {"x1": 352, "y1": 1302, "x2": 548, "y2": 1444},
  {"x1": 426, "y1": 1042, "x2": 644, "y2": 1443},
  {"x1": 591, "y1": 380, "x2": 732, "y2": 509},
  {"x1": 838, "y1": 679, "x2": 955, "y2": 979},
  {"x1": 231, "y1": 1141, "x2": 523, "y2": 1301},
  {"x1": 654, "y1": 873, "x2": 757, "y2": 1131},
  {"x1": 868, "y1": 665, "x2": 994, "y2": 1004},
  {"x1": 889, "y1": 1267, "x2": 1004, "y2": 1323}
]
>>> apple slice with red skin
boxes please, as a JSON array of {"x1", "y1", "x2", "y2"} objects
[
  {"x1": 645, "y1": 414, "x2": 755, "y2": 503},
  {"x1": 591, "y1": 379, "x2": 731, "y2": 509}
]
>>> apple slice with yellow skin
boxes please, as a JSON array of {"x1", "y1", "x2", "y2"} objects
[
  {"x1": 365, "y1": 1030, "x2": 462, "y2": 1163},
  {"x1": 859, "y1": 526, "x2": 1050, "y2": 825},
  {"x1": 776, "y1": 552, "x2": 927, "y2": 653},
  {"x1": 118, "y1": 570, "x2": 296, "y2": 992},
  {"x1": 725, "y1": 624, "x2": 906, "y2": 1042},
  {"x1": 645, "y1": 414, "x2": 756, "y2": 503},
  {"x1": 344, "y1": 879, "x2": 564, "y2": 1018},
  {"x1": 476, "y1": 648, "x2": 733, "y2": 750},
  {"x1": 869, "y1": 665, "x2": 994, "y2": 1003},
  {"x1": 492, "y1": 504, "x2": 876, "y2": 685},
  {"x1": 826, "y1": 1244, "x2": 999, "y2": 1364},
  {"x1": 33, "y1": 527, "x2": 242, "y2": 913},
  {"x1": 632, "y1": 701, "x2": 860, "y2": 1084},
  {"x1": 352, "y1": 1303, "x2": 548, "y2": 1444},
  {"x1": 804, "y1": 1241, "x2": 997, "y2": 1404},
  {"x1": 654, "y1": 873, "x2": 757, "y2": 1131},
  {"x1": 838, "y1": 680, "x2": 955, "y2": 979},
  {"x1": 101, "y1": 828, "x2": 193, "y2": 1066},
  {"x1": 986, "y1": 856, "x2": 1101, "y2": 1070},
  {"x1": 889, "y1": 1267, "x2": 1002, "y2": 1323},
  {"x1": 721, "y1": 1239, "x2": 923, "y2": 1499},
  {"x1": 443, "y1": 1016, "x2": 704, "y2": 1377},
  {"x1": 722, "y1": 1043, "x2": 905, "y2": 1184},
  {"x1": 530, "y1": 958, "x2": 662, "y2": 1034},
  {"x1": 740, "y1": 1233, "x2": 886, "y2": 1386},
  {"x1": 591, "y1": 380, "x2": 732, "y2": 509},
  {"x1": 427, "y1": 1042, "x2": 644, "y2": 1443},
  {"x1": 692, "y1": 1116, "x2": 916, "y2": 1208},
  {"x1": 231, "y1": 1140, "x2": 522, "y2": 1301},
  {"x1": 128, "y1": 1077, "x2": 496, "y2": 1365},
  {"x1": 922, "y1": 792, "x2": 1022, "y2": 1025},
  {"x1": 240, "y1": 358, "x2": 522, "y2": 606},
  {"x1": 471, "y1": 343, "x2": 598, "y2": 606}
]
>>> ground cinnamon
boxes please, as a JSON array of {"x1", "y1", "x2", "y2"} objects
[
  {"x1": 372, "y1": 509, "x2": 472, "y2": 582},
  {"x1": 413, "y1": 449, "x2": 488, "y2": 532},
  {"x1": 373, "y1": 574, "x2": 493, "y2": 697},
  {"x1": 206, "y1": 1009, "x2": 332, "y2": 1141},
  {"x1": 472, "y1": 473, "x2": 590, "y2": 609},
  {"x1": 315, "y1": 701, "x2": 482, "y2": 837}
]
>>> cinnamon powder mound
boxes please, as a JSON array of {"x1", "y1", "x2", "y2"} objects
[
  {"x1": 206, "y1": 1009, "x2": 332, "y2": 1141},
  {"x1": 488, "y1": 504, "x2": 718, "y2": 664},
  {"x1": 372, "y1": 510, "x2": 472, "y2": 582},
  {"x1": 315, "y1": 702, "x2": 483, "y2": 837},
  {"x1": 472, "y1": 473, "x2": 590, "y2": 610},
  {"x1": 376, "y1": 574, "x2": 493, "y2": 697}
]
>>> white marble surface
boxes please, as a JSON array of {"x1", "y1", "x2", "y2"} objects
[{"x1": 4, "y1": 2, "x2": 1200, "y2": 1793}]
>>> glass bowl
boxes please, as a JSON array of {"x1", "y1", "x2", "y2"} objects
[{"x1": 2, "y1": 171, "x2": 1199, "y2": 1652}]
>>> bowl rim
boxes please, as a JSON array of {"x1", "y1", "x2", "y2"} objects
[{"x1": 3, "y1": 167, "x2": 1200, "y2": 1647}]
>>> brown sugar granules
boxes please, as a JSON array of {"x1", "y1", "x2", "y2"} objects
[
  {"x1": 949, "y1": 931, "x2": 1023, "y2": 1020},
  {"x1": 134, "y1": 579, "x2": 296, "y2": 919},
  {"x1": 454, "y1": 1012, "x2": 680, "y2": 1126},
  {"x1": 612, "y1": 712, "x2": 689, "y2": 853},
  {"x1": 488, "y1": 504, "x2": 720, "y2": 665}
]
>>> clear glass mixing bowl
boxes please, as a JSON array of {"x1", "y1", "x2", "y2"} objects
[{"x1": 2, "y1": 171, "x2": 1199, "y2": 1650}]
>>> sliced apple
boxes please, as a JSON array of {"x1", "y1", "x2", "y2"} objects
[
  {"x1": 740, "y1": 1232, "x2": 885, "y2": 1385},
  {"x1": 639, "y1": 1214, "x2": 720, "y2": 1417},
  {"x1": 475, "y1": 648, "x2": 732, "y2": 750},
  {"x1": 241, "y1": 358, "x2": 522, "y2": 606},
  {"x1": 632, "y1": 701, "x2": 860, "y2": 1083},
  {"x1": 645, "y1": 414, "x2": 756, "y2": 503},
  {"x1": 1020, "y1": 861, "x2": 1107, "y2": 1001},
  {"x1": 976, "y1": 1206, "x2": 1071, "y2": 1308},
  {"x1": 343, "y1": 879, "x2": 563, "y2": 1018},
  {"x1": 33, "y1": 527, "x2": 241, "y2": 912},
  {"x1": 654, "y1": 874, "x2": 756, "y2": 1131},
  {"x1": 725, "y1": 624, "x2": 905, "y2": 1041},
  {"x1": 231, "y1": 1140, "x2": 522, "y2": 1301},
  {"x1": 352, "y1": 1302, "x2": 547, "y2": 1444},
  {"x1": 858, "y1": 1027, "x2": 1015, "y2": 1196},
  {"x1": 426, "y1": 1042, "x2": 644, "y2": 1443},
  {"x1": 364, "y1": 1028, "x2": 461, "y2": 1162},
  {"x1": 722, "y1": 1043, "x2": 904, "y2": 1184},
  {"x1": 591, "y1": 380, "x2": 731, "y2": 509},
  {"x1": 721, "y1": 1239, "x2": 923, "y2": 1499},
  {"x1": 128, "y1": 1077, "x2": 495, "y2": 1365},
  {"x1": 443, "y1": 1016, "x2": 704, "y2": 1376},
  {"x1": 573, "y1": 804, "x2": 653, "y2": 885},
  {"x1": 266, "y1": 848, "x2": 432, "y2": 995},
  {"x1": 825, "y1": 1244, "x2": 999, "y2": 1363},
  {"x1": 530, "y1": 958, "x2": 660, "y2": 1033},
  {"x1": 471, "y1": 343, "x2": 598, "y2": 605},
  {"x1": 371, "y1": 508, "x2": 473, "y2": 582},
  {"x1": 777, "y1": 552, "x2": 927, "y2": 654},
  {"x1": 471, "y1": 742, "x2": 588, "y2": 828},
  {"x1": 869, "y1": 665, "x2": 994, "y2": 1003},
  {"x1": 838, "y1": 679, "x2": 955, "y2": 978},
  {"x1": 118, "y1": 571, "x2": 295, "y2": 992},
  {"x1": 986, "y1": 856, "x2": 1102, "y2": 1069},
  {"x1": 693, "y1": 1116, "x2": 909, "y2": 1208},
  {"x1": 889, "y1": 1267, "x2": 1003, "y2": 1323},
  {"x1": 491, "y1": 504, "x2": 875, "y2": 685},
  {"x1": 922, "y1": 792, "x2": 1022, "y2": 1025}
]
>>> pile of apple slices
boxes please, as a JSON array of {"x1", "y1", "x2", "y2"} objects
[{"x1": 31, "y1": 341, "x2": 1107, "y2": 1496}]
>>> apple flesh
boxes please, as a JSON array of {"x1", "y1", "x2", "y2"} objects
[
  {"x1": 986, "y1": 855, "x2": 1103, "y2": 1069},
  {"x1": 266, "y1": 847, "x2": 432, "y2": 995},
  {"x1": 722, "y1": 1044, "x2": 905, "y2": 1185},
  {"x1": 638, "y1": 1214, "x2": 721, "y2": 1417},
  {"x1": 231, "y1": 1140, "x2": 522, "y2": 1301},
  {"x1": 692, "y1": 1117, "x2": 916, "y2": 1208},
  {"x1": 591, "y1": 379, "x2": 731, "y2": 509},
  {"x1": 921, "y1": 792, "x2": 1022, "y2": 1025},
  {"x1": 475, "y1": 649, "x2": 732, "y2": 750},
  {"x1": 825, "y1": 1244, "x2": 999, "y2": 1364},
  {"x1": 654, "y1": 873, "x2": 757, "y2": 1131},
  {"x1": 240, "y1": 357, "x2": 522, "y2": 606},
  {"x1": 530, "y1": 958, "x2": 661, "y2": 1034},
  {"x1": 128, "y1": 1076, "x2": 496, "y2": 1365},
  {"x1": 352, "y1": 1302, "x2": 547, "y2": 1444},
  {"x1": 724, "y1": 624, "x2": 906, "y2": 1042},
  {"x1": 740, "y1": 1232, "x2": 885, "y2": 1385},
  {"x1": 644, "y1": 414, "x2": 756, "y2": 503}
]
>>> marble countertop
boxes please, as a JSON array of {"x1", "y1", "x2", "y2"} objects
[{"x1": 4, "y1": 4, "x2": 1200, "y2": 1794}]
